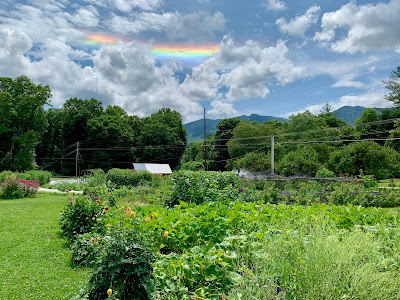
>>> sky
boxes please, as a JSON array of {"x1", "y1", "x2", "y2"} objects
[{"x1": 0, "y1": 0, "x2": 400, "y2": 123}]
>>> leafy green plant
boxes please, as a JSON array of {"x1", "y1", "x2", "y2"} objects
[
  {"x1": 78, "y1": 233, "x2": 154, "y2": 300},
  {"x1": 315, "y1": 168, "x2": 335, "y2": 178},
  {"x1": 24, "y1": 170, "x2": 52, "y2": 185},
  {"x1": 59, "y1": 195, "x2": 106, "y2": 241},
  {"x1": 180, "y1": 161, "x2": 204, "y2": 171},
  {"x1": 70, "y1": 232, "x2": 106, "y2": 267},
  {"x1": 106, "y1": 169, "x2": 152, "y2": 187},
  {"x1": 359, "y1": 171, "x2": 378, "y2": 188},
  {"x1": 84, "y1": 169, "x2": 107, "y2": 187},
  {"x1": 0, "y1": 170, "x2": 13, "y2": 182},
  {"x1": 166, "y1": 171, "x2": 239, "y2": 207}
]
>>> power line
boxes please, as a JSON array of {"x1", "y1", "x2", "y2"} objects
[{"x1": 236, "y1": 56, "x2": 400, "y2": 110}]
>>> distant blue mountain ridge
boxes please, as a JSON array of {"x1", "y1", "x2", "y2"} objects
[{"x1": 183, "y1": 106, "x2": 390, "y2": 143}]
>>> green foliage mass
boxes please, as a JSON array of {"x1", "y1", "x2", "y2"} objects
[
  {"x1": 166, "y1": 171, "x2": 239, "y2": 206},
  {"x1": 278, "y1": 145, "x2": 320, "y2": 176},
  {"x1": 315, "y1": 168, "x2": 335, "y2": 178},
  {"x1": 329, "y1": 141, "x2": 400, "y2": 179},
  {"x1": 106, "y1": 169, "x2": 152, "y2": 187},
  {"x1": 233, "y1": 152, "x2": 270, "y2": 172},
  {"x1": 0, "y1": 76, "x2": 51, "y2": 171}
]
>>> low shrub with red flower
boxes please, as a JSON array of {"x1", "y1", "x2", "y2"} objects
[{"x1": 0, "y1": 175, "x2": 40, "y2": 199}]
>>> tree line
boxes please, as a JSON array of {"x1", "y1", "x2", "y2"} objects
[
  {"x1": 1, "y1": 65, "x2": 399, "y2": 178},
  {"x1": 0, "y1": 76, "x2": 186, "y2": 175},
  {"x1": 181, "y1": 66, "x2": 400, "y2": 179}
]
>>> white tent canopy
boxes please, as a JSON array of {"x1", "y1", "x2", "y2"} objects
[{"x1": 132, "y1": 163, "x2": 172, "y2": 175}]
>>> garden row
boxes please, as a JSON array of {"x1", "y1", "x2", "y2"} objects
[{"x1": 59, "y1": 170, "x2": 400, "y2": 299}]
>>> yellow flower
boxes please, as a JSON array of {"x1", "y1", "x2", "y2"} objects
[
  {"x1": 164, "y1": 231, "x2": 169, "y2": 237},
  {"x1": 106, "y1": 224, "x2": 111, "y2": 227},
  {"x1": 130, "y1": 211, "x2": 136, "y2": 217},
  {"x1": 150, "y1": 214, "x2": 154, "y2": 219},
  {"x1": 92, "y1": 217, "x2": 96, "y2": 221},
  {"x1": 90, "y1": 237, "x2": 95, "y2": 243},
  {"x1": 145, "y1": 217, "x2": 151, "y2": 222},
  {"x1": 119, "y1": 206, "x2": 124, "y2": 210},
  {"x1": 126, "y1": 207, "x2": 132, "y2": 213},
  {"x1": 107, "y1": 288, "x2": 112, "y2": 295}
]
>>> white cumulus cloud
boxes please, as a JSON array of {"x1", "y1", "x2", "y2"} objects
[
  {"x1": 264, "y1": 0, "x2": 287, "y2": 11},
  {"x1": 315, "y1": 0, "x2": 400, "y2": 53},
  {"x1": 276, "y1": 5, "x2": 320, "y2": 36}
]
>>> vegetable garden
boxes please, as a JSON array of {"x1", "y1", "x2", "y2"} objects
[
  {"x1": 55, "y1": 170, "x2": 400, "y2": 299},
  {"x1": 1, "y1": 169, "x2": 400, "y2": 299}
]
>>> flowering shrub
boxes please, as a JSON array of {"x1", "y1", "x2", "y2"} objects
[
  {"x1": 0, "y1": 175, "x2": 40, "y2": 198},
  {"x1": 59, "y1": 195, "x2": 106, "y2": 241},
  {"x1": 70, "y1": 232, "x2": 106, "y2": 267}
]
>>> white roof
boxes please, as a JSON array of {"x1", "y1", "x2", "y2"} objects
[{"x1": 132, "y1": 163, "x2": 172, "y2": 174}]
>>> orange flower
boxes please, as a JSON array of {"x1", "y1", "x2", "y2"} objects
[
  {"x1": 145, "y1": 217, "x2": 151, "y2": 222},
  {"x1": 164, "y1": 231, "x2": 169, "y2": 237},
  {"x1": 130, "y1": 211, "x2": 136, "y2": 217}
]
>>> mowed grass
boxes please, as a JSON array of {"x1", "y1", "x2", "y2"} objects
[
  {"x1": 0, "y1": 193, "x2": 89, "y2": 300},
  {"x1": 378, "y1": 178, "x2": 400, "y2": 187}
]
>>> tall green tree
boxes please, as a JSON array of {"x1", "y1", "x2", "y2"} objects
[
  {"x1": 136, "y1": 108, "x2": 187, "y2": 169},
  {"x1": 384, "y1": 65, "x2": 400, "y2": 107},
  {"x1": 208, "y1": 117, "x2": 241, "y2": 171},
  {"x1": 0, "y1": 76, "x2": 51, "y2": 171},
  {"x1": 85, "y1": 105, "x2": 134, "y2": 171}
]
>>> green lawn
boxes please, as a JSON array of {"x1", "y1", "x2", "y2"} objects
[
  {"x1": 378, "y1": 178, "x2": 400, "y2": 187},
  {"x1": 0, "y1": 193, "x2": 89, "y2": 299}
]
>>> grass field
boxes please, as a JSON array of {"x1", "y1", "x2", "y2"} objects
[
  {"x1": 0, "y1": 193, "x2": 89, "y2": 300},
  {"x1": 378, "y1": 178, "x2": 400, "y2": 187}
]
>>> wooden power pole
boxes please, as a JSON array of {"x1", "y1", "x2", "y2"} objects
[
  {"x1": 203, "y1": 108, "x2": 207, "y2": 171},
  {"x1": 75, "y1": 141, "x2": 79, "y2": 177},
  {"x1": 271, "y1": 136, "x2": 274, "y2": 175}
]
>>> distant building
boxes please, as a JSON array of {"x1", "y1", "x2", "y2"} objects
[{"x1": 132, "y1": 163, "x2": 173, "y2": 175}]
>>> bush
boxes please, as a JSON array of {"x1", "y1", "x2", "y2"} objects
[
  {"x1": 24, "y1": 170, "x2": 52, "y2": 185},
  {"x1": 329, "y1": 141, "x2": 400, "y2": 179},
  {"x1": 84, "y1": 169, "x2": 107, "y2": 187},
  {"x1": 166, "y1": 171, "x2": 240, "y2": 207},
  {"x1": 70, "y1": 232, "x2": 106, "y2": 267},
  {"x1": 359, "y1": 172, "x2": 378, "y2": 188},
  {"x1": 278, "y1": 145, "x2": 320, "y2": 176},
  {"x1": 315, "y1": 168, "x2": 335, "y2": 178},
  {"x1": 233, "y1": 152, "x2": 270, "y2": 172},
  {"x1": 0, "y1": 175, "x2": 40, "y2": 199},
  {"x1": 0, "y1": 171, "x2": 13, "y2": 182},
  {"x1": 59, "y1": 195, "x2": 106, "y2": 241},
  {"x1": 106, "y1": 169, "x2": 152, "y2": 187},
  {"x1": 78, "y1": 234, "x2": 154, "y2": 300}
]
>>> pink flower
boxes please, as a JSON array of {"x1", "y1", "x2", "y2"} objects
[
  {"x1": 66, "y1": 190, "x2": 69, "y2": 193},
  {"x1": 95, "y1": 196, "x2": 99, "y2": 199},
  {"x1": 96, "y1": 200, "x2": 100, "y2": 203},
  {"x1": 69, "y1": 197, "x2": 72, "y2": 200},
  {"x1": 105, "y1": 207, "x2": 109, "y2": 210},
  {"x1": 108, "y1": 193, "x2": 111, "y2": 196},
  {"x1": 89, "y1": 193, "x2": 92, "y2": 196},
  {"x1": 70, "y1": 201, "x2": 74, "y2": 204}
]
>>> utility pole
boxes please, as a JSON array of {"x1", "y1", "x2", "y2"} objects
[
  {"x1": 271, "y1": 136, "x2": 274, "y2": 175},
  {"x1": 203, "y1": 108, "x2": 207, "y2": 171},
  {"x1": 75, "y1": 141, "x2": 79, "y2": 178}
]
